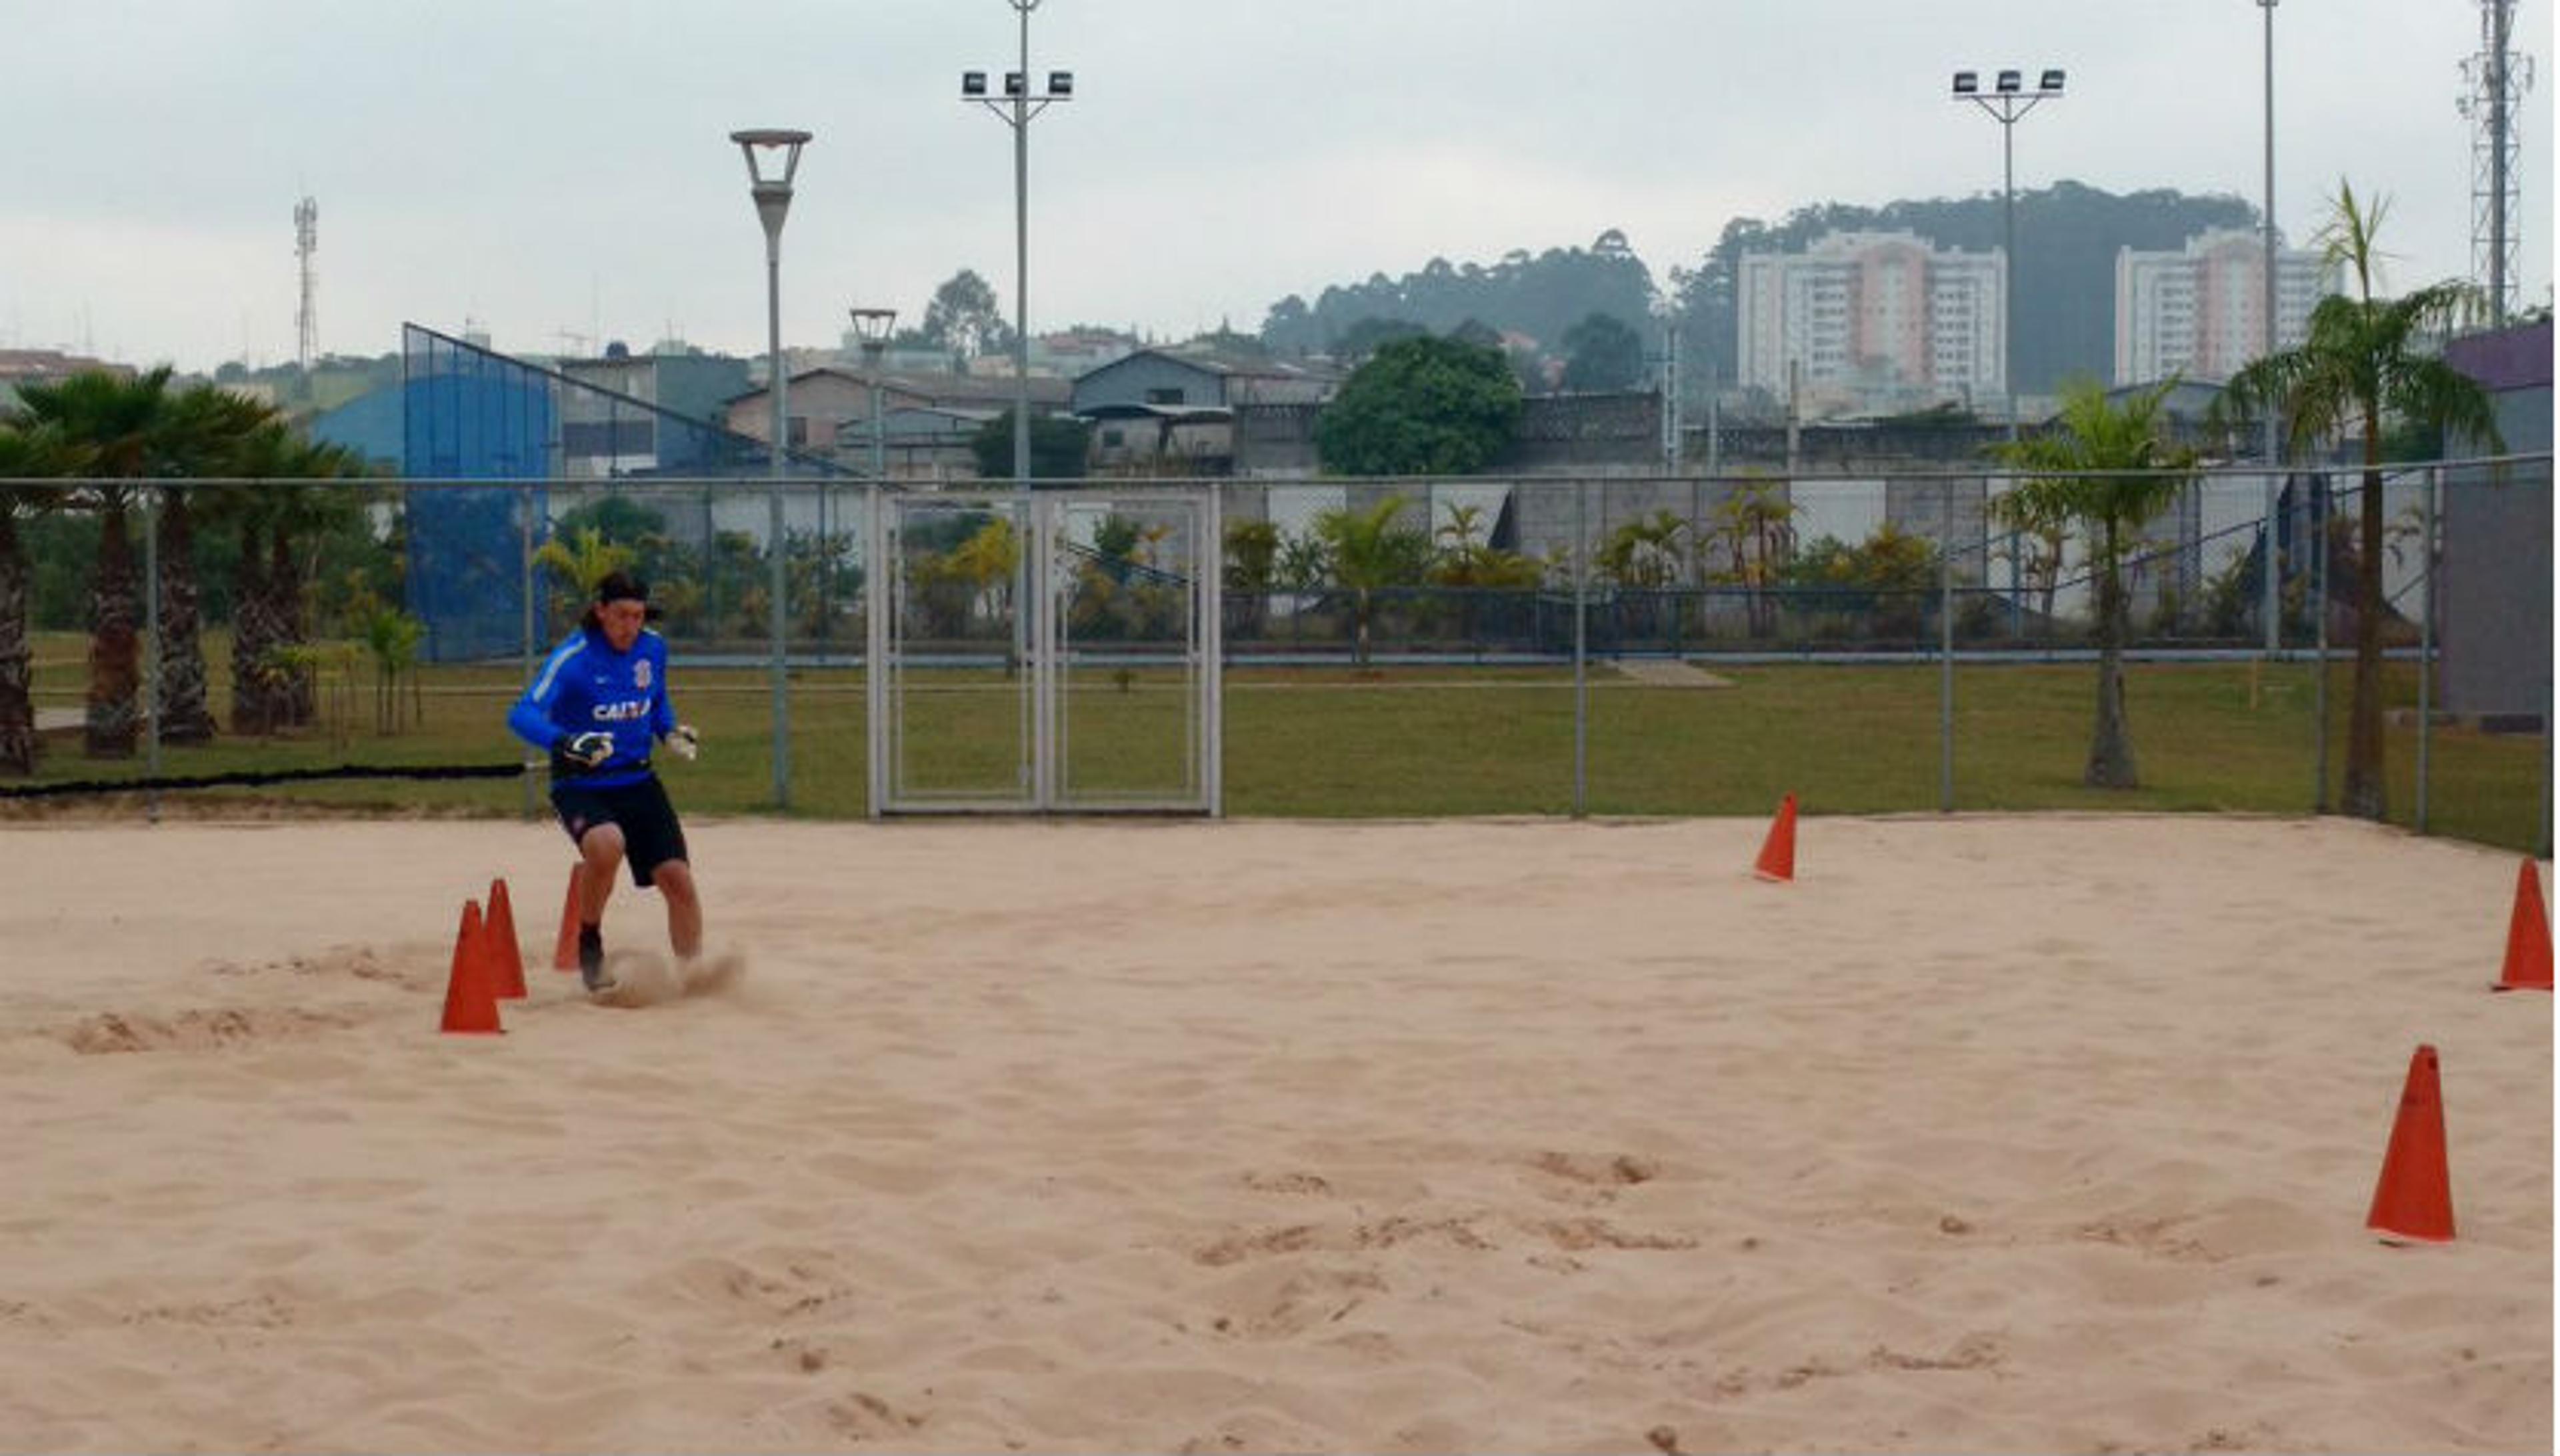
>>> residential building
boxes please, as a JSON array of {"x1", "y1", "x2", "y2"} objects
[
  {"x1": 722, "y1": 366, "x2": 1072, "y2": 481},
  {"x1": 1071, "y1": 345, "x2": 1341, "y2": 473},
  {"x1": 557, "y1": 348, "x2": 753, "y2": 478},
  {"x1": 2113, "y1": 229, "x2": 2335, "y2": 385},
  {"x1": 1735, "y1": 230, "x2": 2003, "y2": 417}
]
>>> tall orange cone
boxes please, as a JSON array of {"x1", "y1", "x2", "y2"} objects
[
  {"x1": 552, "y1": 862, "x2": 587, "y2": 972},
  {"x1": 2492, "y1": 859, "x2": 2552, "y2": 992},
  {"x1": 483, "y1": 877, "x2": 528, "y2": 1001},
  {"x1": 1753, "y1": 793, "x2": 1797, "y2": 883},
  {"x1": 2365, "y1": 1044, "x2": 2454, "y2": 1244},
  {"x1": 439, "y1": 899, "x2": 503, "y2": 1035}
]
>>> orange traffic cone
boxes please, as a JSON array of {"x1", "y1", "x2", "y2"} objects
[
  {"x1": 1753, "y1": 793, "x2": 1797, "y2": 883},
  {"x1": 553, "y1": 862, "x2": 587, "y2": 973},
  {"x1": 2492, "y1": 859, "x2": 2552, "y2": 992},
  {"x1": 439, "y1": 899, "x2": 503, "y2": 1035},
  {"x1": 484, "y1": 877, "x2": 528, "y2": 1001},
  {"x1": 2365, "y1": 1044, "x2": 2454, "y2": 1244}
]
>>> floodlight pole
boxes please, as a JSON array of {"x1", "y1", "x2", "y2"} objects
[
  {"x1": 2257, "y1": 0, "x2": 2283, "y2": 656},
  {"x1": 733, "y1": 126, "x2": 811, "y2": 810},
  {"x1": 963, "y1": 1, "x2": 1072, "y2": 488},
  {"x1": 1951, "y1": 69, "x2": 2063, "y2": 445}
]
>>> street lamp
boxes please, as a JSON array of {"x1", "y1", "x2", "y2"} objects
[
  {"x1": 849, "y1": 306, "x2": 897, "y2": 481},
  {"x1": 731, "y1": 125, "x2": 810, "y2": 810},
  {"x1": 962, "y1": 1, "x2": 1073, "y2": 487},
  {"x1": 1951, "y1": 67, "x2": 2064, "y2": 443}
]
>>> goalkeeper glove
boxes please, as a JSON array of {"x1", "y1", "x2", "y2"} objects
[
  {"x1": 665, "y1": 724, "x2": 700, "y2": 761},
  {"x1": 561, "y1": 731, "x2": 615, "y2": 768}
]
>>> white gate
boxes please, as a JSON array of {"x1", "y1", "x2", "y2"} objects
[{"x1": 865, "y1": 487, "x2": 1221, "y2": 815}]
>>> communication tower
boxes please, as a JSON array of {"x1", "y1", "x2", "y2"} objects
[
  {"x1": 2457, "y1": 0, "x2": 2534, "y2": 321},
  {"x1": 293, "y1": 195, "x2": 319, "y2": 371}
]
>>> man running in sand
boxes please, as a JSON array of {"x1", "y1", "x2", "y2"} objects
[{"x1": 508, "y1": 570, "x2": 703, "y2": 993}]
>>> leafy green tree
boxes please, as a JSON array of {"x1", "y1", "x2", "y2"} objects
[
  {"x1": 1222, "y1": 517, "x2": 1280, "y2": 641},
  {"x1": 1993, "y1": 378, "x2": 2199, "y2": 788},
  {"x1": 1315, "y1": 336, "x2": 1523, "y2": 477},
  {"x1": 1312, "y1": 494, "x2": 1431, "y2": 663},
  {"x1": 1783, "y1": 523, "x2": 1941, "y2": 641},
  {"x1": 1560, "y1": 312, "x2": 1646, "y2": 392},
  {"x1": 1331, "y1": 316, "x2": 1430, "y2": 367},
  {"x1": 2214, "y1": 181, "x2": 2503, "y2": 819},
  {"x1": 921, "y1": 269, "x2": 1009, "y2": 360},
  {"x1": 969, "y1": 411, "x2": 1091, "y2": 482}
]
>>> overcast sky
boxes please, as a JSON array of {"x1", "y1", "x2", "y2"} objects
[{"x1": 5, "y1": 0, "x2": 2549, "y2": 373}]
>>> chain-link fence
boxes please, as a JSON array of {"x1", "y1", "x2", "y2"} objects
[{"x1": 3, "y1": 458, "x2": 2547, "y2": 853}]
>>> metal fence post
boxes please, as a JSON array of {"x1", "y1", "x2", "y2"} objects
[
  {"x1": 1573, "y1": 477, "x2": 1588, "y2": 819},
  {"x1": 143, "y1": 486, "x2": 161, "y2": 825},
  {"x1": 2312, "y1": 471, "x2": 2329, "y2": 813},
  {"x1": 1940, "y1": 475, "x2": 1956, "y2": 813},
  {"x1": 2417, "y1": 465, "x2": 2437, "y2": 835},
  {"x1": 519, "y1": 483, "x2": 539, "y2": 819}
]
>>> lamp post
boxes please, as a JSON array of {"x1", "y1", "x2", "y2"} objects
[
  {"x1": 2256, "y1": 1, "x2": 2283, "y2": 656},
  {"x1": 962, "y1": 1, "x2": 1072, "y2": 487},
  {"x1": 1951, "y1": 67, "x2": 2064, "y2": 443},
  {"x1": 731, "y1": 126, "x2": 810, "y2": 810},
  {"x1": 849, "y1": 306, "x2": 897, "y2": 481}
]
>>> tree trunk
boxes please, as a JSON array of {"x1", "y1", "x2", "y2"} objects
[
  {"x1": 85, "y1": 502, "x2": 141, "y2": 758},
  {"x1": 2342, "y1": 453, "x2": 2389, "y2": 820},
  {"x1": 271, "y1": 527, "x2": 316, "y2": 725},
  {"x1": 230, "y1": 524, "x2": 278, "y2": 735},
  {"x1": 2084, "y1": 523, "x2": 2140, "y2": 789},
  {"x1": 155, "y1": 491, "x2": 217, "y2": 743},
  {"x1": 0, "y1": 514, "x2": 36, "y2": 776}
]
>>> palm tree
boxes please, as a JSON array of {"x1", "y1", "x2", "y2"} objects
[
  {"x1": 1703, "y1": 479, "x2": 1797, "y2": 639},
  {"x1": 153, "y1": 384, "x2": 279, "y2": 743},
  {"x1": 531, "y1": 526, "x2": 639, "y2": 630},
  {"x1": 9, "y1": 367, "x2": 175, "y2": 758},
  {"x1": 221, "y1": 423, "x2": 368, "y2": 735},
  {"x1": 2215, "y1": 181, "x2": 2502, "y2": 819},
  {"x1": 1993, "y1": 378, "x2": 2199, "y2": 789},
  {"x1": 1312, "y1": 493, "x2": 1430, "y2": 665},
  {"x1": 0, "y1": 423, "x2": 85, "y2": 775}
]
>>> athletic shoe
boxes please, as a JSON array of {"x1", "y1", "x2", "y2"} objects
[{"x1": 578, "y1": 927, "x2": 613, "y2": 992}]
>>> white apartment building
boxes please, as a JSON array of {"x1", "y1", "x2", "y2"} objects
[
  {"x1": 2113, "y1": 229, "x2": 2335, "y2": 385},
  {"x1": 1737, "y1": 230, "x2": 2003, "y2": 416}
]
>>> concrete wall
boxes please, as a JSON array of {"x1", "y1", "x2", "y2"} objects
[{"x1": 2441, "y1": 321, "x2": 2553, "y2": 723}]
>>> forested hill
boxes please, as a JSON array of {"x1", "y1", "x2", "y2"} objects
[{"x1": 1257, "y1": 183, "x2": 2260, "y2": 397}]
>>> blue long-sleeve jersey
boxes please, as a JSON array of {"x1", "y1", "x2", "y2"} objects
[{"x1": 508, "y1": 625, "x2": 677, "y2": 789}]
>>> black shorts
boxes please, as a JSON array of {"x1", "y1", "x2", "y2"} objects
[{"x1": 551, "y1": 775, "x2": 689, "y2": 887}]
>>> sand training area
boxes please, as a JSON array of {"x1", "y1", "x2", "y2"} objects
[{"x1": 0, "y1": 813, "x2": 2549, "y2": 1453}]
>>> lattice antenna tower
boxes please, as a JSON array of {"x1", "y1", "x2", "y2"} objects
[
  {"x1": 2457, "y1": 0, "x2": 2533, "y2": 321},
  {"x1": 294, "y1": 195, "x2": 319, "y2": 372}
]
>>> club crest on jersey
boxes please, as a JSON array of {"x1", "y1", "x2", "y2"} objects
[{"x1": 635, "y1": 659, "x2": 653, "y2": 690}]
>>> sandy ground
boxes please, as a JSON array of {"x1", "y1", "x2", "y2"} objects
[{"x1": 0, "y1": 813, "x2": 2548, "y2": 1454}]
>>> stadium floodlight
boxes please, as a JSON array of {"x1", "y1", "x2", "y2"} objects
[
  {"x1": 961, "y1": 0, "x2": 1073, "y2": 488},
  {"x1": 1950, "y1": 67, "x2": 2065, "y2": 443}
]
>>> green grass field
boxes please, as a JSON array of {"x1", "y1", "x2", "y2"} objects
[{"x1": 14, "y1": 633, "x2": 2548, "y2": 853}]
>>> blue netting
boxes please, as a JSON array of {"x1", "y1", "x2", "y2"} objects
[{"x1": 401, "y1": 327, "x2": 551, "y2": 661}]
